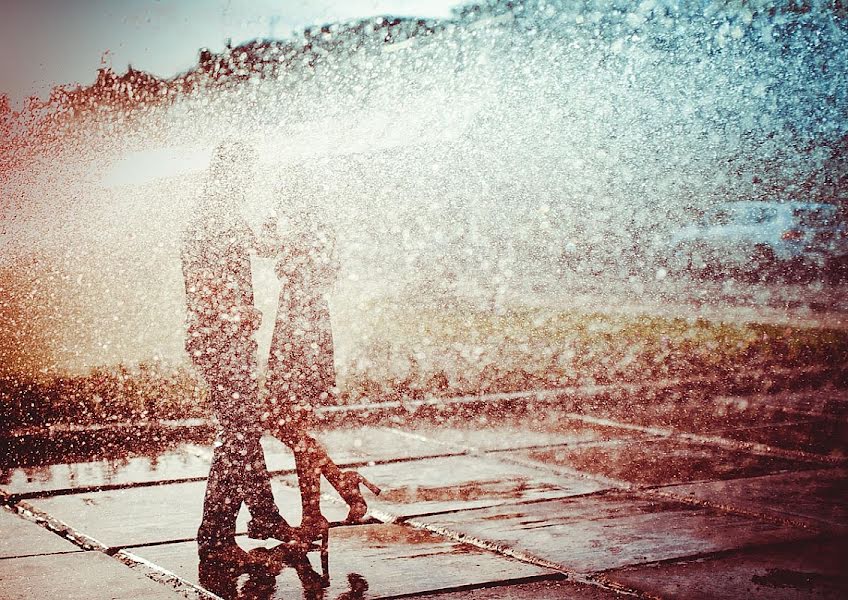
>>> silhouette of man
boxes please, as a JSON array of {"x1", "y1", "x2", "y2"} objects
[{"x1": 181, "y1": 141, "x2": 293, "y2": 565}]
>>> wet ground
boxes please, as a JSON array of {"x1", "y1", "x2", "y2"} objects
[{"x1": 1, "y1": 385, "x2": 846, "y2": 599}]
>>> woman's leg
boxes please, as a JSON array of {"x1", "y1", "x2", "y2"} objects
[
  {"x1": 270, "y1": 415, "x2": 328, "y2": 543},
  {"x1": 275, "y1": 423, "x2": 377, "y2": 524}
]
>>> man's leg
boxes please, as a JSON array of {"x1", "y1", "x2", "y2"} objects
[
  {"x1": 197, "y1": 425, "x2": 247, "y2": 553},
  {"x1": 197, "y1": 351, "x2": 284, "y2": 552},
  {"x1": 240, "y1": 427, "x2": 288, "y2": 530},
  {"x1": 197, "y1": 426, "x2": 285, "y2": 549},
  {"x1": 234, "y1": 351, "x2": 289, "y2": 530}
]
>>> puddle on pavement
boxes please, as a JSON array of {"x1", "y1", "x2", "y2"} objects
[
  {"x1": 332, "y1": 522, "x2": 469, "y2": 550},
  {"x1": 718, "y1": 420, "x2": 848, "y2": 457},
  {"x1": 0, "y1": 441, "x2": 214, "y2": 495},
  {"x1": 523, "y1": 439, "x2": 815, "y2": 485},
  {"x1": 751, "y1": 568, "x2": 844, "y2": 591},
  {"x1": 378, "y1": 478, "x2": 554, "y2": 504},
  {"x1": 396, "y1": 414, "x2": 643, "y2": 451},
  {"x1": 132, "y1": 521, "x2": 551, "y2": 600},
  {"x1": 0, "y1": 434, "x2": 297, "y2": 495}
]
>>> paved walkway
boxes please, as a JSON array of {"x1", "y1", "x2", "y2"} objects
[{"x1": 1, "y1": 386, "x2": 846, "y2": 599}]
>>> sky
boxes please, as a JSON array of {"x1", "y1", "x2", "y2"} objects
[{"x1": 0, "y1": 0, "x2": 463, "y2": 109}]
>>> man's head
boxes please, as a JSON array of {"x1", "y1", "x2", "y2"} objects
[{"x1": 208, "y1": 139, "x2": 257, "y2": 195}]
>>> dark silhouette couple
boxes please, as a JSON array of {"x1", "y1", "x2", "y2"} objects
[{"x1": 180, "y1": 141, "x2": 380, "y2": 574}]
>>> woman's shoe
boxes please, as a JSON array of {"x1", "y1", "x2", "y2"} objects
[
  {"x1": 298, "y1": 511, "x2": 330, "y2": 567},
  {"x1": 335, "y1": 471, "x2": 381, "y2": 523},
  {"x1": 298, "y1": 512, "x2": 329, "y2": 544}
]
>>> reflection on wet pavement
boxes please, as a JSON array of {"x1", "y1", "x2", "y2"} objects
[
  {"x1": 716, "y1": 421, "x2": 848, "y2": 457},
  {"x1": 0, "y1": 423, "x2": 214, "y2": 469},
  {"x1": 332, "y1": 454, "x2": 608, "y2": 516},
  {"x1": 0, "y1": 444, "x2": 213, "y2": 496},
  {"x1": 607, "y1": 537, "x2": 848, "y2": 600},
  {"x1": 516, "y1": 438, "x2": 818, "y2": 486},
  {"x1": 385, "y1": 414, "x2": 646, "y2": 451},
  {"x1": 198, "y1": 544, "x2": 332, "y2": 600},
  {"x1": 0, "y1": 435, "x2": 301, "y2": 497},
  {"x1": 27, "y1": 479, "x2": 350, "y2": 548},
  {"x1": 131, "y1": 524, "x2": 553, "y2": 599},
  {"x1": 416, "y1": 492, "x2": 817, "y2": 573}
]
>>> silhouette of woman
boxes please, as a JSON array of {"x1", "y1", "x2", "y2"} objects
[{"x1": 259, "y1": 194, "x2": 380, "y2": 550}]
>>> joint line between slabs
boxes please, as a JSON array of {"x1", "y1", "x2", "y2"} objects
[
  {"x1": 361, "y1": 502, "x2": 652, "y2": 599},
  {"x1": 1, "y1": 499, "x2": 213, "y2": 599},
  {"x1": 0, "y1": 549, "x2": 81, "y2": 561},
  {"x1": 379, "y1": 423, "x2": 829, "y2": 535},
  {"x1": 2, "y1": 498, "x2": 109, "y2": 553},
  {"x1": 372, "y1": 573, "x2": 569, "y2": 600},
  {"x1": 7, "y1": 450, "x2": 468, "y2": 502},
  {"x1": 373, "y1": 435, "x2": 825, "y2": 598},
  {"x1": 398, "y1": 514, "x2": 656, "y2": 599},
  {"x1": 372, "y1": 430, "x2": 654, "y2": 597},
  {"x1": 561, "y1": 412, "x2": 845, "y2": 466},
  {"x1": 278, "y1": 445, "x2": 649, "y2": 598},
  {"x1": 117, "y1": 549, "x2": 221, "y2": 600},
  {"x1": 492, "y1": 440, "x2": 832, "y2": 533}
]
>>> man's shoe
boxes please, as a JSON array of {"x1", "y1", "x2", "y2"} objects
[
  {"x1": 246, "y1": 516, "x2": 297, "y2": 542},
  {"x1": 246, "y1": 516, "x2": 318, "y2": 554}
]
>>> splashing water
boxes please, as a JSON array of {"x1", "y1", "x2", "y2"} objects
[{"x1": 1, "y1": 1, "x2": 846, "y2": 408}]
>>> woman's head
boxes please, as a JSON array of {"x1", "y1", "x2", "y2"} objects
[
  {"x1": 208, "y1": 140, "x2": 256, "y2": 192},
  {"x1": 274, "y1": 168, "x2": 329, "y2": 227}
]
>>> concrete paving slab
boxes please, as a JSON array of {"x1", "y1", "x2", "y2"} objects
[
  {"x1": 29, "y1": 478, "x2": 348, "y2": 548},
  {"x1": 0, "y1": 509, "x2": 80, "y2": 558},
  {"x1": 512, "y1": 438, "x2": 815, "y2": 486},
  {"x1": 131, "y1": 524, "x2": 557, "y2": 599},
  {"x1": 420, "y1": 579, "x2": 624, "y2": 599},
  {"x1": 322, "y1": 454, "x2": 609, "y2": 518},
  {"x1": 715, "y1": 420, "x2": 848, "y2": 457},
  {"x1": 417, "y1": 492, "x2": 815, "y2": 573},
  {"x1": 386, "y1": 414, "x2": 645, "y2": 452},
  {"x1": 606, "y1": 537, "x2": 848, "y2": 599},
  {"x1": 0, "y1": 551, "x2": 182, "y2": 599},
  {"x1": 663, "y1": 468, "x2": 848, "y2": 531}
]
